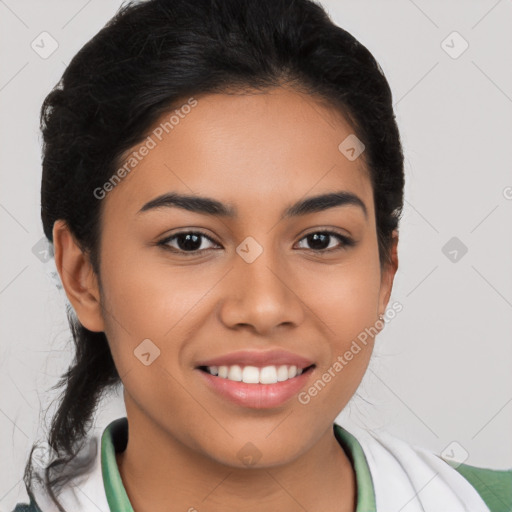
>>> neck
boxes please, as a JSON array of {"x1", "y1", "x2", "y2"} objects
[{"x1": 116, "y1": 398, "x2": 356, "y2": 512}]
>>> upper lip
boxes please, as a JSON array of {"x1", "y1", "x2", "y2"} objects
[{"x1": 195, "y1": 349, "x2": 315, "y2": 369}]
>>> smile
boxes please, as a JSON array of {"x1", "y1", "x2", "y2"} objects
[
  {"x1": 198, "y1": 364, "x2": 314, "y2": 384},
  {"x1": 196, "y1": 364, "x2": 316, "y2": 409}
]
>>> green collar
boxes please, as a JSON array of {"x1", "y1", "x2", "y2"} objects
[
  {"x1": 101, "y1": 417, "x2": 376, "y2": 512},
  {"x1": 333, "y1": 423, "x2": 377, "y2": 512},
  {"x1": 101, "y1": 417, "x2": 134, "y2": 512}
]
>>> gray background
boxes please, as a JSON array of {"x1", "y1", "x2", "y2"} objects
[{"x1": 1, "y1": 0, "x2": 511, "y2": 509}]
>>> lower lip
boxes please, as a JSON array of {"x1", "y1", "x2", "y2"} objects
[{"x1": 196, "y1": 366, "x2": 315, "y2": 409}]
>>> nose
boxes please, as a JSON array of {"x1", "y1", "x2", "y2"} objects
[{"x1": 218, "y1": 247, "x2": 305, "y2": 336}]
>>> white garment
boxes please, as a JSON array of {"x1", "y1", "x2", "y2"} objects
[
  {"x1": 345, "y1": 422, "x2": 491, "y2": 512},
  {"x1": 29, "y1": 423, "x2": 490, "y2": 512},
  {"x1": 30, "y1": 433, "x2": 110, "y2": 512}
]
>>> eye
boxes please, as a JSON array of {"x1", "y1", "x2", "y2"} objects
[
  {"x1": 157, "y1": 229, "x2": 355, "y2": 256},
  {"x1": 295, "y1": 230, "x2": 355, "y2": 253},
  {"x1": 158, "y1": 230, "x2": 220, "y2": 255}
]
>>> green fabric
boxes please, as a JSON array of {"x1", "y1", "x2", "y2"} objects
[
  {"x1": 101, "y1": 417, "x2": 134, "y2": 512},
  {"x1": 333, "y1": 422, "x2": 377, "y2": 512},
  {"x1": 11, "y1": 417, "x2": 512, "y2": 512},
  {"x1": 99, "y1": 418, "x2": 377, "y2": 512},
  {"x1": 445, "y1": 459, "x2": 512, "y2": 512}
]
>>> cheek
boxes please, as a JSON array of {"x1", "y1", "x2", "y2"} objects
[
  {"x1": 298, "y1": 254, "x2": 381, "y2": 403},
  {"x1": 99, "y1": 239, "x2": 209, "y2": 334},
  {"x1": 301, "y1": 254, "x2": 382, "y2": 340},
  {"x1": 97, "y1": 238, "x2": 212, "y2": 379},
  {"x1": 97, "y1": 243, "x2": 208, "y2": 421},
  {"x1": 297, "y1": 261, "x2": 381, "y2": 411}
]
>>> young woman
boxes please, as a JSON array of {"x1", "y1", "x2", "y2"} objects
[{"x1": 12, "y1": 0, "x2": 511, "y2": 511}]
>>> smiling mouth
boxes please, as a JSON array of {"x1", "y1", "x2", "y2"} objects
[{"x1": 197, "y1": 364, "x2": 316, "y2": 385}]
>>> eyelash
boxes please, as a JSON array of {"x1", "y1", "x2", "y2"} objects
[{"x1": 157, "y1": 229, "x2": 355, "y2": 256}]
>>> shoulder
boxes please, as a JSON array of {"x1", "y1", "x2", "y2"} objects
[
  {"x1": 446, "y1": 459, "x2": 512, "y2": 512},
  {"x1": 10, "y1": 420, "x2": 125, "y2": 512},
  {"x1": 338, "y1": 422, "x2": 511, "y2": 512}
]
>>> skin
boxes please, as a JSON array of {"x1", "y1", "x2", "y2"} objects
[{"x1": 53, "y1": 86, "x2": 398, "y2": 512}]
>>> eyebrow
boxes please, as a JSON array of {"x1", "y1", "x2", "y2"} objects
[{"x1": 137, "y1": 190, "x2": 368, "y2": 221}]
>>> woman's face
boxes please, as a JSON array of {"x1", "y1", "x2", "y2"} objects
[{"x1": 87, "y1": 87, "x2": 397, "y2": 466}]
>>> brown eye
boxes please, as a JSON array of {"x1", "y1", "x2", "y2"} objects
[
  {"x1": 296, "y1": 231, "x2": 355, "y2": 253},
  {"x1": 158, "y1": 231, "x2": 220, "y2": 255}
]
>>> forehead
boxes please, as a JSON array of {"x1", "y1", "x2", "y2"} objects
[{"x1": 103, "y1": 87, "x2": 374, "y2": 222}]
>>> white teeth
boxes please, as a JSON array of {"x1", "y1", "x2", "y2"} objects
[
  {"x1": 205, "y1": 364, "x2": 309, "y2": 384},
  {"x1": 259, "y1": 366, "x2": 277, "y2": 384},
  {"x1": 276, "y1": 365, "x2": 289, "y2": 381},
  {"x1": 228, "y1": 365, "x2": 242, "y2": 381},
  {"x1": 242, "y1": 366, "x2": 260, "y2": 383}
]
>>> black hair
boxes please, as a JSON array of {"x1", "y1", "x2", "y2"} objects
[{"x1": 21, "y1": 0, "x2": 404, "y2": 509}]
